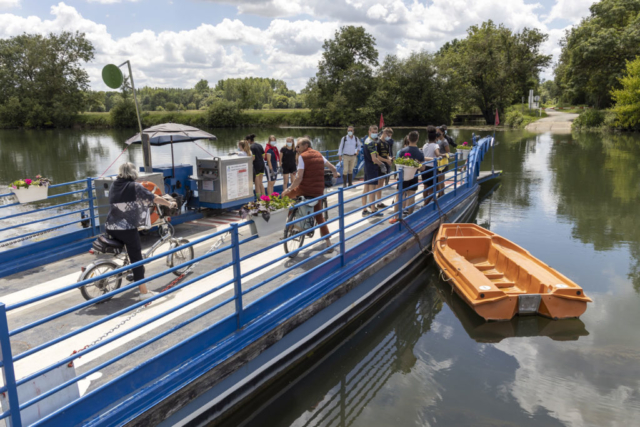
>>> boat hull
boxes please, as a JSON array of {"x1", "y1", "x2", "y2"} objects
[{"x1": 434, "y1": 224, "x2": 591, "y2": 321}]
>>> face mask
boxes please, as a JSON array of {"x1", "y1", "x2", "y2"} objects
[
  {"x1": 286, "y1": 142, "x2": 292, "y2": 146},
  {"x1": 384, "y1": 136, "x2": 390, "y2": 141},
  {"x1": 371, "y1": 133, "x2": 378, "y2": 140},
  {"x1": 444, "y1": 130, "x2": 448, "y2": 135},
  {"x1": 268, "y1": 140, "x2": 274, "y2": 145},
  {"x1": 347, "y1": 131, "x2": 353, "y2": 136}
]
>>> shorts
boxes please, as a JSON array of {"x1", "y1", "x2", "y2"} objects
[
  {"x1": 422, "y1": 169, "x2": 436, "y2": 190},
  {"x1": 282, "y1": 164, "x2": 297, "y2": 174},
  {"x1": 398, "y1": 177, "x2": 419, "y2": 191},
  {"x1": 253, "y1": 162, "x2": 265, "y2": 180},
  {"x1": 364, "y1": 164, "x2": 380, "y2": 182},
  {"x1": 265, "y1": 167, "x2": 278, "y2": 182}
]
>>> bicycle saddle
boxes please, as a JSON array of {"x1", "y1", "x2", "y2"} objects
[{"x1": 100, "y1": 235, "x2": 125, "y2": 248}]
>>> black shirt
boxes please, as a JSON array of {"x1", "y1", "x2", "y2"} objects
[
  {"x1": 250, "y1": 143, "x2": 265, "y2": 173},
  {"x1": 280, "y1": 146, "x2": 296, "y2": 169}
]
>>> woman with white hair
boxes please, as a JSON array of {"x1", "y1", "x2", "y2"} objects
[{"x1": 105, "y1": 162, "x2": 176, "y2": 300}]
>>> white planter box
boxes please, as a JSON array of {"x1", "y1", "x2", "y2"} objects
[
  {"x1": 396, "y1": 165, "x2": 418, "y2": 181},
  {"x1": 250, "y1": 208, "x2": 290, "y2": 237},
  {"x1": 11, "y1": 185, "x2": 49, "y2": 203},
  {"x1": 456, "y1": 149, "x2": 471, "y2": 161}
]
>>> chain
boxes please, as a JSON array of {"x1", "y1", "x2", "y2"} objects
[
  {"x1": 68, "y1": 232, "x2": 231, "y2": 365},
  {"x1": 0, "y1": 225, "x2": 67, "y2": 248}
]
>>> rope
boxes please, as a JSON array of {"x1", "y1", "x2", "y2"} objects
[
  {"x1": 399, "y1": 218, "x2": 433, "y2": 256},
  {"x1": 193, "y1": 141, "x2": 215, "y2": 157},
  {"x1": 0, "y1": 225, "x2": 68, "y2": 248},
  {"x1": 99, "y1": 147, "x2": 128, "y2": 177}
]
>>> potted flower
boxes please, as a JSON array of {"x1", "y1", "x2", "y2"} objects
[
  {"x1": 394, "y1": 153, "x2": 421, "y2": 181},
  {"x1": 455, "y1": 141, "x2": 472, "y2": 161},
  {"x1": 240, "y1": 192, "x2": 295, "y2": 236},
  {"x1": 10, "y1": 175, "x2": 52, "y2": 203}
]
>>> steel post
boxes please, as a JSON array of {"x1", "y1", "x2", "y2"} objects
[
  {"x1": 338, "y1": 189, "x2": 346, "y2": 267},
  {"x1": 454, "y1": 154, "x2": 458, "y2": 196},
  {"x1": 87, "y1": 177, "x2": 96, "y2": 236},
  {"x1": 397, "y1": 168, "x2": 404, "y2": 227},
  {"x1": 121, "y1": 60, "x2": 150, "y2": 172},
  {"x1": 230, "y1": 224, "x2": 243, "y2": 329},
  {"x1": 0, "y1": 303, "x2": 22, "y2": 427}
]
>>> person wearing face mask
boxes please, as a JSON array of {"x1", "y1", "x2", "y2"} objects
[
  {"x1": 381, "y1": 127, "x2": 395, "y2": 188},
  {"x1": 361, "y1": 125, "x2": 385, "y2": 217},
  {"x1": 441, "y1": 124, "x2": 456, "y2": 148},
  {"x1": 247, "y1": 134, "x2": 265, "y2": 198},
  {"x1": 280, "y1": 137, "x2": 297, "y2": 191},
  {"x1": 337, "y1": 125, "x2": 361, "y2": 188},
  {"x1": 264, "y1": 135, "x2": 281, "y2": 196},
  {"x1": 435, "y1": 126, "x2": 450, "y2": 198}
]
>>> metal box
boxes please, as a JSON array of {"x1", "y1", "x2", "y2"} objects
[
  {"x1": 195, "y1": 156, "x2": 253, "y2": 207},
  {"x1": 94, "y1": 172, "x2": 164, "y2": 232}
]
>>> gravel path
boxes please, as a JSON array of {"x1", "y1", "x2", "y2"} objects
[{"x1": 525, "y1": 109, "x2": 579, "y2": 133}]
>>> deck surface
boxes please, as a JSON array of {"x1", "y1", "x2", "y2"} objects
[{"x1": 0, "y1": 171, "x2": 484, "y2": 401}]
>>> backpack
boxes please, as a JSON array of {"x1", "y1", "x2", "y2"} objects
[{"x1": 445, "y1": 134, "x2": 456, "y2": 148}]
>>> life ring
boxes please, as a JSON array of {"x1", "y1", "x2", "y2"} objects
[{"x1": 141, "y1": 181, "x2": 163, "y2": 225}]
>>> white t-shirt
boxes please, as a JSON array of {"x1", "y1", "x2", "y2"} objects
[
  {"x1": 297, "y1": 154, "x2": 328, "y2": 170},
  {"x1": 237, "y1": 151, "x2": 249, "y2": 157}
]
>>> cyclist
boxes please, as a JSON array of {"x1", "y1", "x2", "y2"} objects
[
  {"x1": 282, "y1": 137, "x2": 340, "y2": 252},
  {"x1": 105, "y1": 162, "x2": 176, "y2": 300}
]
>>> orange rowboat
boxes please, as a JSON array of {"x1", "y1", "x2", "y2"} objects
[{"x1": 433, "y1": 224, "x2": 591, "y2": 321}]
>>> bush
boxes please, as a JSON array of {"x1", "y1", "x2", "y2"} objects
[
  {"x1": 504, "y1": 110, "x2": 524, "y2": 127},
  {"x1": 165, "y1": 102, "x2": 178, "y2": 111},
  {"x1": 611, "y1": 57, "x2": 640, "y2": 129},
  {"x1": 206, "y1": 99, "x2": 241, "y2": 127},
  {"x1": 572, "y1": 109, "x2": 605, "y2": 129},
  {"x1": 187, "y1": 102, "x2": 196, "y2": 110},
  {"x1": 110, "y1": 100, "x2": 139, "y2": 128},
  {"x1": 155, "y1": 106, "x2": 165, "y2": 111},
  {"x1": 603, "y1": 111, "x2": 618, "y2": 129}
]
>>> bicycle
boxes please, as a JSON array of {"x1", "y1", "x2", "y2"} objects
[
  {"x1": 78, "y1": 204, "x2": 195, "y2": 301},
  {"x1": 283, "y1": 195, "x2": 329, "y2": 258}
]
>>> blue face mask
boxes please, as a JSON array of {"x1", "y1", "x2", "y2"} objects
[
  {"x1": 371, "y1": 133, "x2": 378, "y2": 140},
  {"x1": 384, "y1": 136, "x2": 390, "y2": 141},
  {"x1": 347, "y1": 131, "x2": 353, "y2": 136}
]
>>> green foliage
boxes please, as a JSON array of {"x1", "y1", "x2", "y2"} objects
[
  {"x1": 437, "y1": 21, "x2": 551, "y2": 125},
  {"x1": 572, "y1": 109, "x2": 606, "y2": 129},
  {"x1": 611, "y1": 57, "x2": 640, "y2": 128},
  {"x1": 0, "y1": 32, "x2": 94, "y2": 128},
  {"x1": 165, "y1": 102, "x2": 178, "y2": 111},
  {"x1": 110, "y1": 100, "x2": 139, "y2": 129},
  {"x1": 555, "y1": 0, "x2": 640, "y2": 108},
  {"x1": 503, "y1": 105, "x2": 548, "y2": 128},
  {"x1": 206, "y1": 99, "x2": 241, "y2": 127},
  {"x1": 187, "y1": 102, "x2": 196, "y2": 110},
  {"x1": 504, "y1": 110, "x2": 525, "y2": 127}
]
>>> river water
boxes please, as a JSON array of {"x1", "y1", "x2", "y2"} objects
[{"x1": 2, "y1": 128, "x2": 640, "y2": 426}]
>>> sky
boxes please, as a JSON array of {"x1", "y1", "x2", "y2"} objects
[{"x1": 0, "y1": 0, "x2": 601, "y2": 91}]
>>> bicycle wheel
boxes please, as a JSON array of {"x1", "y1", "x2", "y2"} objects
[
  {"x1": 284, "y1": 210, "x2": 305, "y2": 258},
  {"x1": 79, "y1": 261, "x2": 123, "y2": 301},
  {"x1": 168, "y1": 238, "x2": 195, "y2": 276}
]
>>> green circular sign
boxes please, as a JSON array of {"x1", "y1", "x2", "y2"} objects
[{"x1": 102, "y1": 64, "x2": 123, "y2": 89}]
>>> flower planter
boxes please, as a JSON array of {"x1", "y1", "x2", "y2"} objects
[
  {"x1": 11, "y1": 185, "x2": 49, "y2": 204},
  {"x1": 456, "y1": 149, "x2": 470, "y2": 161},
  {"x1": 249, "y1": 208, "x2": 290, "y2": 236},
  {"x1": 396, "y1": 165, "x2": 418, "y2": 181}
]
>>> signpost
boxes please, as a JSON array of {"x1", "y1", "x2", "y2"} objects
[{"x1": 102, "y1": 61, "x2": 151, "y2": 172}]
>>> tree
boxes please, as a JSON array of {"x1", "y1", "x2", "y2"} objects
[
  {"x1": 438, "y1": 21, "x2": 551, "y2": 124},
  {"x1": 611, "y1": 57, "x2": 640, "y2": 128},
  {"x1": 555, "y1": 0, "x2": 640, "y2": 108},
  {"x1": 194, "y1": 79, "x2": 209, "y2": 94},
  {"x1": 0, "y1": 32, "x2": 95, "y2": 128},
  {"x1": 305, "y1": 26, "x2": 378, "y2": 125}
]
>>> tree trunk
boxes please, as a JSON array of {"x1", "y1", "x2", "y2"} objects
[{"x1": 482, "y1": 108, "x2": 494, "y2": 125}]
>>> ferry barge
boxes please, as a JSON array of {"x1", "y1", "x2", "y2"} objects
[{"x1": 0, "y1": 136, "x2": 499, "y2": 426}]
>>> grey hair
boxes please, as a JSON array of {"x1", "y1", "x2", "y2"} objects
[
  {"x1": 118, "y1": 162, "x2": 139, "y2": 180},
  {"x1": 297, "y1": 137, "x2": 312, "y2": 148}
]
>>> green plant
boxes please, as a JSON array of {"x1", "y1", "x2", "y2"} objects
[
  {"x1": 394, "y1": 153, "x2": 421, "y2": 167},
  {"x1": 572, "y1": 109, "x2": 605, "y2": 129},
  {"x1": 11, "y1": 174, "x2": 51, "y2": 189},
  {"x1": 505, "y1": 110, "x2": 525, "y2": 127},
  {"x1": 239, "y1": 193, "x2": 295, "y2": 221},
  {"x1": 457, "y1": 141, "x2": 472, "y2": 150},
  {"x1": 206, "y1": 99, "x2": 241, "y2": 127}
]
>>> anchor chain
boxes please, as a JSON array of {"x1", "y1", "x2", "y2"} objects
[{"x1": 0, "y1": 225, "x2": 67, "y2": 248}]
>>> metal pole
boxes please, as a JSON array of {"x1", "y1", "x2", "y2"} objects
[
  {"x1": 397, "y1": 168, "x2": 404, "y2": 226},
  {"x1": 338, "y1": 188, "x2": 346, "y2": 267},
  {"x1": 454, "y1": 154, "x2": 458, "y2": 196},
  {"x1": 230, "y1": 224, "x2": 243, "y2": 329},
  {"x1": 87, "y1": 177, "x2": 96, "y2": 236},
  {"x1": 122, "y1": 60, "x2": 151, "y2": 172},
  {"x1": 0, "y1": 303, "x2": 22, "y2": 427}
]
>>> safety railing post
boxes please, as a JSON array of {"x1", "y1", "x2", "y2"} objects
[
  {"x1": 397, "y1": 168, "x2": 404, "y2": 226},
  {"x1": 0, "y1": 303, "x2": 22, "y2": 427},
  {"x1": 433, "y1": 161, "x2": 437, "y2": 211},
  {"x1": 338, "y1": 188, "x2": 346, "y2": 267},
  {"x1": 87, "y1": 177, "x2": 96, "y2": 236},
  {"x1": 230, "y1": 224, "x2": 244, "y2": 329},
  {"x1": 454, "y1": 154, "x2": 458, "y2": 197}
]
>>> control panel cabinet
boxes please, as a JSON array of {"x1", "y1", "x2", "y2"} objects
[{"x1": 195, "y1": 156, "x2": 253, "y2": 206}]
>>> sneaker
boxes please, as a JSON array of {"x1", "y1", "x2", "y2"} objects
[
  {"x1": 389, "y1": 218, "x2": 399, "y2": 224},
  {"x1": 371, "y1": 210, "x2": 384, "y2": 217},
  {"x1": 403, "y1": 210, "x2": 411, "y2": 216},
  {"x1": 139, "y1": 290, "x2": 157, "y2": 301},
  {"x1": 376, "y1": 203, "x2": 387, "y2": 209},
  {"x1": 362, "y1": 209, "x2": 371, "y2": 217},
  {"x1": 325, "y1": 239, "x2": 335, "y2": 253}
]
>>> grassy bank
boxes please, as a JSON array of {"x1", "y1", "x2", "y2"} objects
[
  {"x1": 503, "y1": 104, "x2": 548, "y2": 128},
  {"x1": 75, "y1": 109, "x2": 313, "y2": 129}
]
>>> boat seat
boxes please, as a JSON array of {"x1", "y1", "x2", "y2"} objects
[{"x1": 473, "y1": 262, "x2": 495, "y2": 271}]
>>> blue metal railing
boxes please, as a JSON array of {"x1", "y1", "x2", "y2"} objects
[
  {"x1": 0, "y1": 136, "x2": 494, "y2": 426},
  {"x1": 0, "y1": 178, "x2": 98, "y2": 250}
]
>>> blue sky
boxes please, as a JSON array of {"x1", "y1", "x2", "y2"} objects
[{"x1": 0, "y1": 0, "x2": 600, "y2": 90}]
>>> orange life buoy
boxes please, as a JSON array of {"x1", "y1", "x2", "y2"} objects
[{"x1": 141, "y1": 181, "x2": 163, "y2": 225}]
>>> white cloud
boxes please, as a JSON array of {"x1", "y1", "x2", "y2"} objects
[
  {"x1": 86, "y1": 0, "x2": 140, "y2": 3},
  {"x1": 545, "y1": 0, "x2": 600, "y2": 24},
  {"x1": 0, "y1": 0, "x2": 20, "y2": 10},
  {"x1": 0, "y1": 1, "x2": 600, "y2": 91}
]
